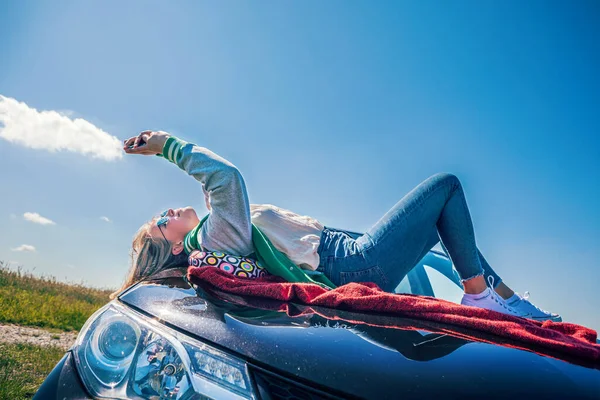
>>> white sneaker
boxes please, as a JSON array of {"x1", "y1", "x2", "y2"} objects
[
  {"x1": 461, "y1": 287, "x2": 519, "y2": 317},
  {"x1": 506, "y1": 292, "x2": 562, "y2": 322}
]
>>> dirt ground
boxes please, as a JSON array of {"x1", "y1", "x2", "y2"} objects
[{"x1": 0, "y1": 323, "x2": 77, "y2": 351}]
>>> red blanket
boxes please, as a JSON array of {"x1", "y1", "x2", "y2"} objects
[{"x1": 187, "y1": 266, "x2": 600, "y2": 367}]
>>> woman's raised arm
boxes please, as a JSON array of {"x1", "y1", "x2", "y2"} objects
[{"x1": 124, "y1": 131, "x2": 254, "y2": 256}]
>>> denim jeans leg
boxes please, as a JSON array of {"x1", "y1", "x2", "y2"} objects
[
  {"x1": 317, "y1": 173, "x2": 503, "y2": 292},
  {"x1": 477, "y1": 249, "x2": 502, "y2": 288},
  {"x1": 410, "y1": 228, "x2": 504, "y2": 290},
  {"x1": 422, "y1": 229, "x2": 503, "y2": 289},
  {"x1": 316, "y1": 228, "x2": 389, "y2": 288},
  {"x1": 355, "y1": 173, "x2": 491, "y2": 291}
]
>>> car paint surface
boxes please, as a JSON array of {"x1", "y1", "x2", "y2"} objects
[{"x1": 116, "y1": 278, "x2": 600, "y2": 399}]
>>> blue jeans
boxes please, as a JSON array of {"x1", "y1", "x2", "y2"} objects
[{"x1": 315, "y1": 173, "x2": 502, "y2": 292}]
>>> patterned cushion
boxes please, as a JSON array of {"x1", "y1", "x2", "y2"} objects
[{"x1": 188, "y1": 250, "x2": 271, "y2": 279}]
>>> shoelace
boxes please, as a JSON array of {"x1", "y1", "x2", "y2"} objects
[
  {"x1": 518, "y1": 291, "x2": 551, "y2": 315},
  {"x1": 487, "y1": 276, "x2": 518, "y2": 315}
]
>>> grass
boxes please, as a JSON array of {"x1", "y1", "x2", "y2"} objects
[
  {"x1": 0, "y1": 261, "x2": 113, "y2": 331},
  {"x1": 0, "y1": 342, "x2": 65, "y2": 399},
  {"x1": 0, "y1": 262, "x2": 116, "y2": 398}
]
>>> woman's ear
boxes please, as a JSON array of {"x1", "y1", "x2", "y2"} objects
[{"x1": 171, "y1": 241, "x2": 184, "y2": 256}]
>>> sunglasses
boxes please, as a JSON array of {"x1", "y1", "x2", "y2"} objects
[{"x1": 156, "y1": 210, "x2": 169, "y2": 242}]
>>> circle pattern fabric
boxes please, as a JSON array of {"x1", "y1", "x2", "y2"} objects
[{"x1": 188, "y1": 250, "x2": 270, "y2": 279}]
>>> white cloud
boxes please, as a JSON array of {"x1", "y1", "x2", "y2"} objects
[
  {"x1": 0, "y1": 95, "x2": 123, "y2": 161},
  {"x1": 12, "y1": 244, "x2": 36, "y2": 252},
  {"x1": 100, "y1": 216, "x2": 111, "y2": 223},
  {"x1": 57, "y1": 109, "x2": 75, "y2": 117},
  {"x1": 23, "y1": 212, "x2": 56, "y2": 225}
]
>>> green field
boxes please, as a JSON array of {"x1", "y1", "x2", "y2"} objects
[
  {"x1": 0, "y1": 342, "x2": 66, "y2": 399},
  {"x1": 0, "y1": 262, "x2": 113, "y2": 398},
  {"x1": 0, "y1": 262, "x2": 112, "y2": 331}
]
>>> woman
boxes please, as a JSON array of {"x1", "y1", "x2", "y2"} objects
[{"x1": 117, "y1": 130, "x2": 560, "y2": 322}]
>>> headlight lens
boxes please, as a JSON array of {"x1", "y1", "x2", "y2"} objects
[
  {"x1": 131, "y1": 333, "x2": 191, "y2": 399},
  {"x1": 73, "y1": 302, "x2": 255, "y2": 399},
  {"x1": 99, "y1": 320, "x2": 137, "y2": 360}
]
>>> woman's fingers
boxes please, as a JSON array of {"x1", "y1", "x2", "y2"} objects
[
  {"x1": 123, "y1": 131, "x2": 153, "y2": 155},
  {"x1": 123, "y1": 136, "x2": 136, "y2": 148},
  {"x1": 124, "y1": 146, "x2": 155, "y2": 155},
  {"x1": 123, "y1": 131, "x2": 147, "y2": 148},
  {"x1": 133, "y1": 130, "x2": 151, "y2": 149}
]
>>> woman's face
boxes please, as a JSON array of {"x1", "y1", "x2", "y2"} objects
[{"x1": 149, "y1": 206, "x2": 200, "y2": 244}]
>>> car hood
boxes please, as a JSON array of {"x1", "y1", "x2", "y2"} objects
[{"x1": 119, "y1": 278, "x2": 600, "y2": 399}]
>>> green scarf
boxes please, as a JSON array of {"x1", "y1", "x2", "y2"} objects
[{"x1": 184, "y1": 215, "x2": 337, "y2": 290}]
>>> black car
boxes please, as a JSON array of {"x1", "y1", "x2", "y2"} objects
[{"x1": 35, "y1": 249, "x2": 600, "y2": 399}]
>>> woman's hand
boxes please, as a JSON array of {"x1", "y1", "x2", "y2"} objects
[{"x1": 123, "y1": 130, "x2": 170, "y2": 156}]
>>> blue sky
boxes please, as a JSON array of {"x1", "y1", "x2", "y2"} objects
[{"x1": 0, "y1": 1, "x2": 598, "y2": 331}]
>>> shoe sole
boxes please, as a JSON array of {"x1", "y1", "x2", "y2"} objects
[
  {"x1": 460, "y1": 300, "x2": 518, "y2": 316},
  {"x1": 530, "y1": 315, "x2": 562, "y2": 322}
]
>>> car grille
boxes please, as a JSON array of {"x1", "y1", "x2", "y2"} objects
[{"x1": 250, "y1": 367, "x2": 346, "y2": 400}]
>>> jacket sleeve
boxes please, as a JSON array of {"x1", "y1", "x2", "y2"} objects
[{"x1": 161, "y1": 136, "x2": 254, "y2": 256}]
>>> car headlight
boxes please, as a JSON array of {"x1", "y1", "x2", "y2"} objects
[{"x1": 73, "y1": 302, "x2": 255, "y2": 399}]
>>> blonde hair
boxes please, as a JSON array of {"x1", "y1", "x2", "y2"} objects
[{"x1": 110, "y1": 218, "x2": 188, "y2": 299}]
